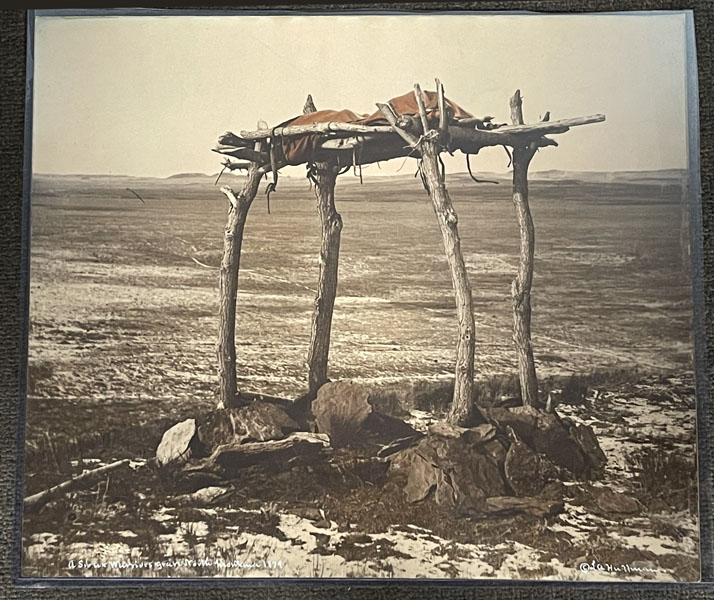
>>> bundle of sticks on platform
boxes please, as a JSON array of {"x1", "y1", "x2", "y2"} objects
[{"x1": 212, "y1": 87, "x2": 604, "y2": 174}]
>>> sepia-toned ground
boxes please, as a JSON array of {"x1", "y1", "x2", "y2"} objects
[{"x1": 22, "y1": 171, "x2": 700, "y2": 581}]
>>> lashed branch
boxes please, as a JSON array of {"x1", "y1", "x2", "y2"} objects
[
  {"x1": 376, "y1": 102, "x2": 421, "y2": 149},
  {"x1": 234, "y1": 115, "x2": 603, "y2": 142},
  {"x1": 225, "y1": 115, "x2": 605, "y2": 156},
  {"x1": 240, "y1": 122, "x2": 396, "y2": 139}
]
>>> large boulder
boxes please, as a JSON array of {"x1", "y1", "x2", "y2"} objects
[
  {"x1": 197, "y1": 401, "x2": 298, "y2": 449},
  {"x1": 483, "y1": 405, "x2": 605, "y2": 476},
  {"x1": 400, "y1": 434, "x2": 507, "y2": 511},
  {"x1": 156, "y1": 419, "x2": 200, "y2": 466},
  {"x1": 312, "y1": 382, "x2": 373, "y2": 446}
]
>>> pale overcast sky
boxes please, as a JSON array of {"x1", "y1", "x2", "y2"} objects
[{"x1": 31, "y1": 12, "x2": 690, "y2": 177}]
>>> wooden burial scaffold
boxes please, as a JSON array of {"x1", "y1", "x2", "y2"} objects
[{"x1": 213, "y1": 82, "x2": 605, "y2": 425}]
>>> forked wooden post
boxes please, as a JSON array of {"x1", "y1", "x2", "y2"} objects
[
  {"x1": 305, "y1": 97, "x2": 343, "y2": 400},
  {"x1": 217, "y1": 139, "x2": 264, "y2": 409},
  {"x1": 380, "y1": 84, "x2": 477, "y2": 426},
  {"x1": 509, "y1": 90, "x2": 540, "y2": 408},
  {"x1": 306, "y1": 164, "x2": 342, "y2": 397}
]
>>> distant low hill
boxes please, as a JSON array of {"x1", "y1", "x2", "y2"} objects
[
  {"x1": 165, "y1": 172, "x2": 210, "y2": 179},
  {"x1": 32, "y1": 168, "x2": 688, "y2": 194},
  {"x1": 526, "y1": 169, "x2": 688, "y2": 184}
]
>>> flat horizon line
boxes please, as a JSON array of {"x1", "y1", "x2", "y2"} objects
[{"x1": 33, "y1": 167, "x2": 689, "y2": 180}]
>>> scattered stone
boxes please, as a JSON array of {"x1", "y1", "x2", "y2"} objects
[
  {"x1": 504, "y1": 439, "x2": 559, "y2": 496},
  {"x1": 177, "y1": 486, "x2": 232, "y2": 507},
  {"x1": 293, "y1": 507, "x2": 323, "y2": 521},
  {"x1": 485, "y1": 496, "x2": 564, "y2": 518},
  {"x1": 174, "y1": 470, "x2": 226, "y2": 494},
  {"x1": 231, "y1": 401, "x2": 299, "y2": 443},
  {"x1": 313, "y1": 382, "x2": 372, "y2": 446},
  {"x1": 156, "y1": 419, "x2": 198, "y2": 466},
  {"x1": 312, "y1": 519, "x2": 332, "y2": 530},
  {"x1": 594, "y1": 489, "x2": 642, "y2": 515}
]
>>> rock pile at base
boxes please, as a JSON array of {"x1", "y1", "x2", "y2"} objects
[
  {"x1": 154, "y1": 382, "x2": 608, "y2": 516},
  {"x1": 388, "y1": 403, "x2": 606, "y2": 513}
]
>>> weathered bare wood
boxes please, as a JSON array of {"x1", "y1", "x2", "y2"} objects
[
  {"x1": 413, "y1": 84, "x2": 431, "y2": 134},
  {"x1": 232, "y1": 114, "x2": 604, "y2": 145},
  {"x1": 376, "y1": 103, "x2": 421, "y2": 155},
  {"x1": 307, "y1": 163, "x2": 342, "y2": 397},
  {"x1": 302, "y1": 96, "x2": 343, "y2": 402},
  {"x1": 24, "y1": 459, "x2": 130, "y2": 513},
  {"x1": 303, "y1": 94, "x2": 317, "y2": 115},
  {"x1": 218, "y1": 117, "x2": 604, "y2": 171},
  {"x1": 212, "y1": 146, "x2": 270, "y2": 164},
  {"x1": 217, "y1": 140, "x2": 264, "y2": 410},
  {"x1": 218, "y1": 131, "x2": 253, "y2": 147},
  {"x1": 426, "y1": 148, "x2": 477, "y2": 426},
  {"x1": 509, "y1": 90, "x2": 540, "y2": 408},
  {"x1": 222, "y1": 160, "x2": 252, "y2": 171},
  {"x1": 436, "y1": 79, "x2": 448, "y2": 137},
  {"x1": 207, "y1": 433, "x2": 330, "y2": 476},
  {"x1": 447, "y1": 118, "x2": 604, "y2": 152},
  {"x1": 405, "y1": 86, "x2": 477, "y2": 426},
  {"x1": 455, "y1": 115, "x2": 505, "y2": 129},
  {"x1": 510, "y1": 89, "x2": 525, "y2": 126},
  {"x1": 240, "y1": 122, "x2": 396, "y2": 140}
]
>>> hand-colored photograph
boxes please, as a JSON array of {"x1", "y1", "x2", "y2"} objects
[{"x1": 22, "y1": 10, "x2": 701, "y2": 581}]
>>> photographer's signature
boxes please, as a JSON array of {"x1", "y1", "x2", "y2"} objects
[{"x1": 579, "y1": 560, "x2": 663, "y2": 575}]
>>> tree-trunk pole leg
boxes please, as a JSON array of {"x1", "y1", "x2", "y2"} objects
[
  {"x1": 509, "y1": 90, "x2": 540, "y2": 408},
  {"x1": 511, "y1": 148, "x2": 539, "y2": 408},
  {"x1": 217, "y1": 162, "x2": 263, "y2": 410},
  {"x1": 378, "y1": 86, "x2": 477, "y2": 425},
  {"x1": 419, "y1": 138, "x2": 476, "y2": 426},
  {"x1": 307, "y1": 163, "x2": 342, "y2": 398}
]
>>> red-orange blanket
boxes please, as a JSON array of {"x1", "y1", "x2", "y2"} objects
[{"x1": 278, "y1": 90, "x2": 473, "y2": 165}]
